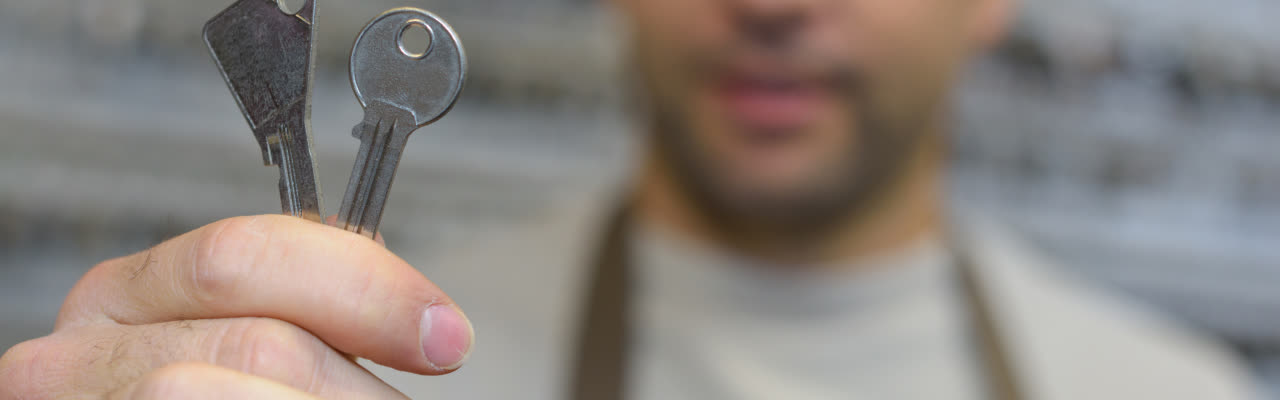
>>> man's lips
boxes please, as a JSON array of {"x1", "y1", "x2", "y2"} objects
[{"x1": 712, "y1": 76, "x2": 830, "y2": 131}]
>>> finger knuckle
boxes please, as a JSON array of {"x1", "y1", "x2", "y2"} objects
[
  {"x1": 190, "y1": 216, "x2": 276, "y2": 302},
  {"x1": 217, "y1": 319, "x2": 322, "y2": 388},
  {"x1": 0, "y1": 338, "x2": 53, "y2": 399},
  {"x1": 55, "y1": 259, "x2": 118, "y2": 327}
]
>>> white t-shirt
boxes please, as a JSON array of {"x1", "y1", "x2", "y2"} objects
[{"x1": 629, "y1": 223, "x2": 985, "y2": 400}]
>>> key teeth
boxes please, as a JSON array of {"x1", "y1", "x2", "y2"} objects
[
  {"x1": 351, "y1": 122, "x2": 365, "y2": 139},
  {"x1": 254, "y1": 127, "x2": 278, "y2": 166},
  {"x1": 257, "y1": 142, "x2": 275, "y2": 166}
]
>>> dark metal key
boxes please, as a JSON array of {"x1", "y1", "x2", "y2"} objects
[
  {"x1": 204, "y1": 0, "x2": 324, "y2": 222},
  {"x1": 337, "y1": 8, "x2": 467, "y2": 237}
]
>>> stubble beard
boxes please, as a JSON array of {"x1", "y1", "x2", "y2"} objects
[{"x1": 644, "y1": 67, "x2": 932, "y2": 244}]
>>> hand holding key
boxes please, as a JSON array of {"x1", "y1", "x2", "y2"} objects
[
  {"x1": 0, "y1": 6, "x2": 475, "y2": 399},
  {"x1": 338, "y1": 8, "x2": 467, "y2": 237},
  {"x1": 0, "y1": 216, "x2": 476, "y2": 398}
]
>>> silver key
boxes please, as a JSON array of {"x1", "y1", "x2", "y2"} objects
[
  {"x1": 204, "y1": 0, "x2": 324, "y2": 222},
  {"x1": 337, "y1": 8, "x2": 467, "y2": 237}
]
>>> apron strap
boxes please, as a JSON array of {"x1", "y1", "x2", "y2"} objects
[
  {"x1": 570, "y1": 204, "x2": 1026, "y2": 400},
  {"x1": 569, "y1": 202, "x2": 632, "y2": 400},
  {"x1": 953, "y1": 238, "x2": 1027, "y2": 400}
]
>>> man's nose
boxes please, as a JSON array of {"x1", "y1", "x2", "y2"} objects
[{"x1": 724, "y1": 0, "x2": 820, "y2": 45}]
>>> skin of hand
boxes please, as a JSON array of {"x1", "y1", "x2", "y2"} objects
[{"x1": 0, "y1": 215, "x2": 475, "y2": 399}]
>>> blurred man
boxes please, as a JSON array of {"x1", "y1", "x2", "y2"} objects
[{"x1": 0, "y1": 0, "x2": 1261, "y2": 399}]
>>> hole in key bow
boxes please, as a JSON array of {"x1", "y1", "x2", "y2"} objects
[
  {"x1": 397, "y1": 19, "x2": 433, "y2": 59},
  {"x1": 276, "y1": 0, "x2": 304, "y2": 15}
]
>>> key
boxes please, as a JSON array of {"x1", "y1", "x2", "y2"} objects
[
  {"x1": 203, "y1": 0, "x2": 324, "y2": 222},
  {"x1": 337, "y1": 8, "x2": 467, "y2": 237}
]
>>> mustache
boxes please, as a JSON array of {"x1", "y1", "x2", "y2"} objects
[{"x1": 679, "y1": 41, "x2": 865, "y2": 96}]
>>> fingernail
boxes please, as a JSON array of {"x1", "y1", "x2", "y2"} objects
[{"x1": 420, "y1": 304, "x2": 474, "y2": 370}]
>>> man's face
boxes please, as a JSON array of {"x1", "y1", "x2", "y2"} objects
[{"x1": 617, "y1": 0, "x2": 1007, "y2": 232}]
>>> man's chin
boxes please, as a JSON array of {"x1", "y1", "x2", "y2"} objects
[
  {"x1": 709, "y1": 180, "x2": 852, "y2": 227},
  {"x1": 717, "y1": 155, "x2": 842, "y2": 196}
]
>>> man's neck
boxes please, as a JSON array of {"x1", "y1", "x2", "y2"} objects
[{"x1": 634, "y1": 141, "x2": 943, "y2": 267}]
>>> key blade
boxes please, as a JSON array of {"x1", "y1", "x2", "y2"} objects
[
  {"x1": 270, "y1": 108, "x2": 325, "y2": 223},
  {"x1": 204, "y1": 0, "x2": 318, "y2": 164},
  {"x1": 338, "y1": 105, "x2": 416, "y2": 237}
]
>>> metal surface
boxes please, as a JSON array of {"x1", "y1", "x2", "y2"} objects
[
  {"x1": 338, "y1": 8, "x2": 467, "y2": 237},
  {"x1": 203, "y1": 0, "x2": 324, "y2": 222}
]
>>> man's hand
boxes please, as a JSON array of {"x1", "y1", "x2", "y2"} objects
[{"x1": 0, "y1": 215, "x2": 474, "y2": 399}]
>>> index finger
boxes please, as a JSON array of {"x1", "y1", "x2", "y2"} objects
[{"x1": 57, "y1": 215, "x2": 474, "y2": 375}]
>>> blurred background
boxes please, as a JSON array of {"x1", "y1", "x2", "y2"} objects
[{"x1": 0, "y1": 0, "x2": 1277, "y2": 396}]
